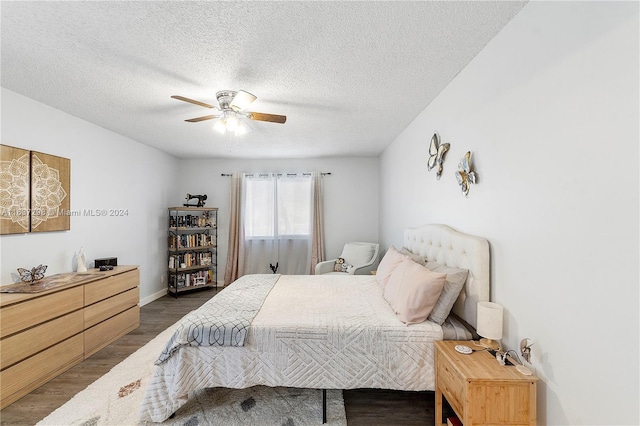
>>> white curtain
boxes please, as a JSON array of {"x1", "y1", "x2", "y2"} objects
[{"x1": 242, "y1": 173, "x2": 314, "y2": 275}]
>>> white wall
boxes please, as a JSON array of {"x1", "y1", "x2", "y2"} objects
[
  {"x1": 380, "y1": 2, "x2": 638, "y2": 425},
  {"x1": 177, "y1": 157, "x2": 379, "y2": 283},
  {"x1": 0, "y1": 89, "x2": 181, "y2": 304}
]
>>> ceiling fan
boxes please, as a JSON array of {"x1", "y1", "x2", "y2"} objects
[{"x1": 172, "y1": 90, "x2": 286, "y2": 135}]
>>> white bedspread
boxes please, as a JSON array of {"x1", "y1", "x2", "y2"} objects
[{"x1": 139, "y1": 274, "x2": 443, "y2": 423}]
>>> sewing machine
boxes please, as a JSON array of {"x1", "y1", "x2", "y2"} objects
[{"x1": 183, "y1": 193, "x2": 207, "y2": 207}]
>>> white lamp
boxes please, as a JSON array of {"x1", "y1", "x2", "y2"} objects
[{"x1": 477, "y1": 301, "x2": 503, "y2": 350}]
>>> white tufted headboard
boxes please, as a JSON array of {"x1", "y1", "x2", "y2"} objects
[{"x1": 403, "y1": 224, "x2": 490, "y2": 329}]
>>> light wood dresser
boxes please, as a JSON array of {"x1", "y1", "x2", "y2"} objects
[
  {"x1": 435, "y1": 340, "x2": 538, "y2": 426},
  {"x1": 0, "y1": 266, "x2": 139, "y2": 409}
]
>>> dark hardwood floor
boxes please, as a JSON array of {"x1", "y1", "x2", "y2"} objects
[{"x1": 1, "y1": 288, "x2": 445, "y2": 425}]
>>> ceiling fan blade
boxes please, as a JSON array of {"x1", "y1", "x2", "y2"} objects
[
  {"x1": 171, "y1": 95, "x2": 216, "y2": 109},
  {"x1": 230, "y1": 90, "x2": 257, "y2": 112},
  {"x1": 185, "y1": 115, "x2": 217, "y2": 122},
  {"x1": 248, "y1": 112, "x2": 287, "y2": 124}
]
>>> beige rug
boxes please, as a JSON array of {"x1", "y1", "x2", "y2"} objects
[{"x1": 37, "y1": 322, "x2": 347, "y2": 426}]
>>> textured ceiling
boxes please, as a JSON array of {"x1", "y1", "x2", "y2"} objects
[{"x1": 1, "y1": 1, "x2": 526, "y2": 159}]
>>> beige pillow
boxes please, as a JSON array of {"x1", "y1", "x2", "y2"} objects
[
  {"x1": 399, "y1": 247, "x2": 426, "y2": 265},
  {"x1": 425, "y1": 261, "x2": 469, "y2": 325},
  {"x1": 383, "y1": 258, "x2": 446, "y2": 324},
  {"x1": 375, "y1": 245, "x2": 405, "y2": 290}
]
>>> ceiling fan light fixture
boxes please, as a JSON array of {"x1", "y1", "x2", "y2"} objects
[
  {"x1": 213, "y1": 119, "x2": 227, "y2": 134},
  {"x1": 235, "y1": 119, "x2": 252, "y2": 136},
  {"x1": 225, "y1": 114, "x2": 239, "y2": 132},
  {"x1": 230, "y1": 90, "x2": 257, "y2": 112},
  {"x1": 212, "y1": 111, "x2": 252, "y2": 136}
]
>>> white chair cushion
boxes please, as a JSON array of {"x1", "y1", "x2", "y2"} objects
[{"x1": 340, "y1": 243, "x2": 374, "y2": 266}]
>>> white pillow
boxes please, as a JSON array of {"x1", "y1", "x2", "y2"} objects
[
  {"x1": 383, "y1": 258, "x2": 446, "y2": 325},
  {"x1": 340, "y1": 243, "x2": 375, "y2": 267}
]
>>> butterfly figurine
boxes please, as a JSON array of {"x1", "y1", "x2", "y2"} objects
[
  {"x1": 456, "y1": 151, "x2": 477, "y2": 196},
  {"x1": 427, "y1": 133, "x2": 450, "y2": 180},
  {"x1": 17, "y1": 264, "x2": 48, "y2": 283}
]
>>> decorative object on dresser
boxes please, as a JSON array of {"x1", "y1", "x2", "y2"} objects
[
  {"x1": 16, "y1": 264, "x2": 47, "y2": 283},
  {"x1": 95, "y1": 257, "x2": 118, "y2": 269},
  {"x1": 0, "y1": 266, "x2": 140, "y2": 409},
  {"x1": 435, "y1": 340, "x2": 538, "y2": 426},
  {"x1": 0, "y1": 144, "x2": 70, "y2": 234},
  {"x1": 455, "y1": 151, "x2": 477, "y2": 196},
  {"x1": 168, "y1": 207, "x2": 218, "y2": 296},
  {"x1": 76, "y1": 247, "x2": 87, "y2": 272},
  {"x1": 476, "y1": 301, "x2": 503, "y2": 350},
  {"x1": 427, "y1": 132, "x2": 450, "y2": 180}
]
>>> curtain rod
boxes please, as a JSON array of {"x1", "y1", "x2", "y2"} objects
[{"x1": 221, "y1": 172, "x2": 331, "y2": 176}]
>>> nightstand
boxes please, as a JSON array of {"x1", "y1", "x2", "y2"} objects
[{"x1": 435, "y1": 340, "x2": 538, "y2": 426}]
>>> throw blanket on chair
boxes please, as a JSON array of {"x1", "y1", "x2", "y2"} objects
[{"x1": 155, "y1": 274, "x2": 279, "y2": 364}]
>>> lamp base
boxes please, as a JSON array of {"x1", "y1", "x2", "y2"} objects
[{"x1": 478, "y1": 338, "x2": 500, "y2": 350}]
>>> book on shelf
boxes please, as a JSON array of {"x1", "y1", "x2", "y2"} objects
[
  {"x1": 447, "y1": 417, "x2": 462, "y2": 426},
  {"x1": 170, "y1": 212, "x2": 215, "y2": 229}
]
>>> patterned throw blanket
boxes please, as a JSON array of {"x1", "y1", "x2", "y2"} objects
[{"x1": 155, "y1": 274, "x2": 280, "y2": 364}]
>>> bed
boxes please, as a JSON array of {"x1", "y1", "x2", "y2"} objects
[{"x1": 139, "y1": 224, "x2": 490, "y2": 423}]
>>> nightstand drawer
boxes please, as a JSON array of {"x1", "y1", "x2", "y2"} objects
[{"x1": 437, "y1": 357, "x2": 464, "y2": 417}]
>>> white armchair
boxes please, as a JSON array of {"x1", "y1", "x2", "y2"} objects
[{"x1": 315, "y1": 242, "x2": 380, "y2": 275}]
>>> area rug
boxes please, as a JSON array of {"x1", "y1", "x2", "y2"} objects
[{"x1": 37, "y1": 321, "x2": 347, "y2": 426}]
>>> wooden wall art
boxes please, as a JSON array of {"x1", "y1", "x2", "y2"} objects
[{"x1": 0, "y1": 144, "x2": 70, "y2": 234}]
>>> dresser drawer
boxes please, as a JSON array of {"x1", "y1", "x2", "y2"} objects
[
  {"x1": 0, "y1": 286, "x2": 84, "y2": 338},
  {"x1": 437, "y1": 356, "x2": 465, "y2": 417},
  {"x1": 84, "y1": 287, "x2": 139, "y2": 328},
  {"x1": 84, "y1": 269, "x2": 139, "y2": 305},
  {"x1": 0, "y1": 333, "x2": 83, "y2": 409},
  {"x1": 84, "y1": 305, "x2": 139, "y2": 358},
  {"x1": 0, "y1": 309, "x2": 83, "y2": 370}
]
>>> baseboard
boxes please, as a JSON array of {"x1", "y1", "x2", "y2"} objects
[
  {"x1": 139, "y1": 288, "x2": 167, "y2": 307},
  {"x1": 140, "y1": 280, "x2": 224, "y2": 306}
]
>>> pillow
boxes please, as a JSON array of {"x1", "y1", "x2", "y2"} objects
[
  {"x1": 399, "y1": 247, "x2": 426, "y2": 265},
  {"x1": 375, "y1": 245, "x2": 405, "y2": 289},
  {"x1": 383, "y1": 258, "x2": 446, "y2": 324},
  {"x1": 425, "y1": 261, "x2": 469, "y2": 325},
  {"x1": 341, "y1": 243, "x2": 374, "y2": 266}
]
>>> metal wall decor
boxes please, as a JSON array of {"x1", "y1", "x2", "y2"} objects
[
  {"x1": 456, "y1": 151, "x2": 477, "y2": 196},
  {"x1": 427, "y1": 133, "x2": 450, "y2": 180}
]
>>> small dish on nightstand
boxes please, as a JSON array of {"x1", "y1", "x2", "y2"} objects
[{"x1": 454, "y1": 344, "x2": 473, "y2": 354}]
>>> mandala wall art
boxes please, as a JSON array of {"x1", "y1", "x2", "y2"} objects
[
  {"x1": 0, "y1": 145, "x2": 31, "y2": 234},
  {"x1": 0, "y1": 144, "x2": 70, "y2": 235}
]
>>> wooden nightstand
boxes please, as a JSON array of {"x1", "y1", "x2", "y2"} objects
[{"x1": 435, "y1": 340, "x2": 538, "y2": 426}]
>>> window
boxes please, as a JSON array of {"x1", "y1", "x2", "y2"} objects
[{"x1": 242, "y1": 173, "x2": 313, "y2": 274}]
